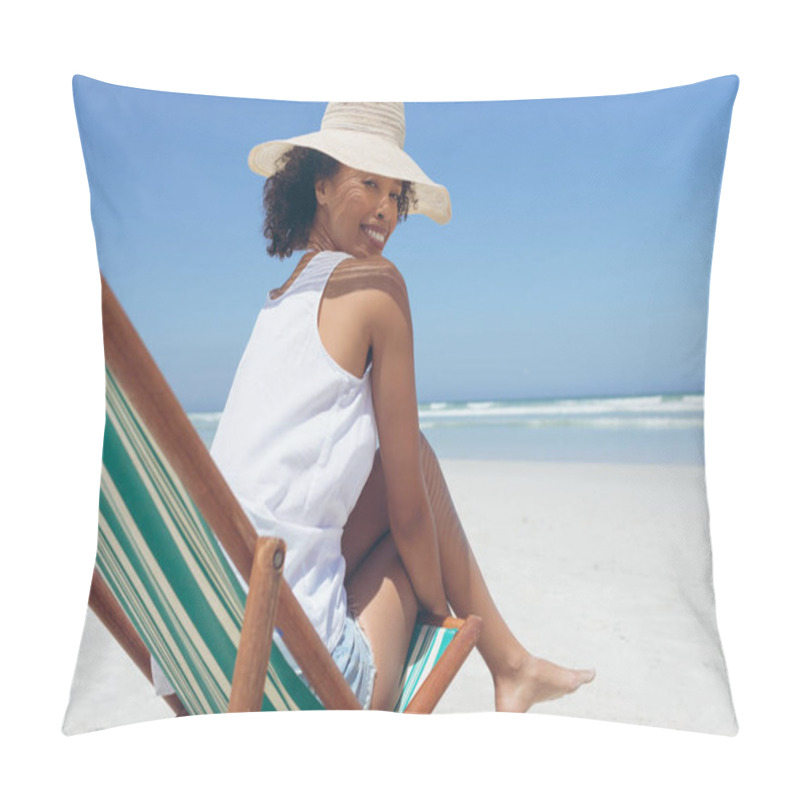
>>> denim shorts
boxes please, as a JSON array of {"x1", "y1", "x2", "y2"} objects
[
  {"x1": 275, "y1": 613, "x2": 377, "y2": 710},
  {"x1": 331, "y1": 614, "x2": 377, "y2": 710}
]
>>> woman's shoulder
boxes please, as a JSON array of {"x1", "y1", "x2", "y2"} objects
[
  {"x1": 332, "y1": 254, "x2": 408, "y2": 298},
  {"x1": 324, "y1": 254, "x2": 411, "y2": 332}
]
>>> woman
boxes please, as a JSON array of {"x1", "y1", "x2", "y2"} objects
[{"x1": 210, "y1": 102, "x2": 595, "y2": 711}]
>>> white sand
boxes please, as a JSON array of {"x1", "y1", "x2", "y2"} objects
[
  {"x1": 62, "y1": 459, "x2": 736, "y2": 735},
  {"x1": 432, "y1": 460, "x2": 735, "y2": 734}
]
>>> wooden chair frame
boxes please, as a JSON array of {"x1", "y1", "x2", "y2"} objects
[{"x1": 91, "y1": 274, "x2": 481, "y2": 714}]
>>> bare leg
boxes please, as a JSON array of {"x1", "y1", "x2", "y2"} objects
[
  {"x1": 343, "y1": 435, "x2": 595, "y2": 712},
  {"x1": 418, "y1": 435, "x2": 595, "y2": 711},
  {"x1": 345, "y1": 533, "x2": 419, "y2": 710}
]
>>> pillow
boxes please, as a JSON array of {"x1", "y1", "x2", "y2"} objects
[{"x1": 64, "y1": 74, "x2": 739, "y2": 735}]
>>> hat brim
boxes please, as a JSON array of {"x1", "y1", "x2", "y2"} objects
[{"x1": 248, "y1": 129, "x2": 451, "y2": 225}]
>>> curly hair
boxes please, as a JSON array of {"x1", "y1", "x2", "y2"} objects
[{"x1": 262, "y1": 147, "x2": 417, "y2": 258}]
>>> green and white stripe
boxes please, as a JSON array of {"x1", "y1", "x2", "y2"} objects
[
  {"x1": 393, "y1": 623, "x2": 457, "y2": 712},
  {"x1": 98, "y1": 367, "x2": 457, "y2": 714},
  {"x1": 97, "y1": 368, "x2": 321, "y2": 713}
]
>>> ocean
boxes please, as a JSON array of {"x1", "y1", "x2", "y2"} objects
[{"x1": 189, "y1": 393, "x2": 704, "y2": 465}]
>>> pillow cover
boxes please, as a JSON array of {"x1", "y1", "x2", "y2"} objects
[{"x1": 64, "y1": 75, "x2": 739, "y2": 735}]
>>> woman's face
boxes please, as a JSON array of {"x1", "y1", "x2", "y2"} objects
[{"x1": 313, "y1": 165, "x2": 403, "y2": 258}]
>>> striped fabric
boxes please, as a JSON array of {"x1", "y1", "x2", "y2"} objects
[
  {"x1": 393, "y1": 623, "x2": 457, "y2": 712},
  {"x1": 98, "y1": 367, "x2": 321, "y2": 713},
  {"x1": 98, "y1": 366, "x2": 455, "y2": 714}
]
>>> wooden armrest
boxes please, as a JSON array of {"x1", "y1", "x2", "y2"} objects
[
  {"x1": 228, "y1": 537, "x2": 286, "y2": 713},
  {"x1": 402, "y1": 613, "x2": 482, "y2": 714}
]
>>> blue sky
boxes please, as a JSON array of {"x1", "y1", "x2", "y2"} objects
[{"x1": 74, "y1": 75, "x2": 737, "y2": 410}]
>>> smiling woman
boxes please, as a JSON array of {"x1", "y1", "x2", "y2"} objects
[
  {"x1": 64, "y1": 76, "x2": 742, "y2": 734},
  {"x1": 262, "y1": 148, "x2": 415, "y2": 260},
  {"x1": 198, "y1": 101, "x2": 596, "y2": 712},
  {"x1": 312, "y1": 167, "x2": 405, "y2": 257}
]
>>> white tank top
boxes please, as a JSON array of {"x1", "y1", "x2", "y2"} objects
[{"x1": 210, "y1": 251, "x2": 378, "y2": 650}]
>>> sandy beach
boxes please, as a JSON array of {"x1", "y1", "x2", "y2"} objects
[{"x1": 63, "y1": 458, "x2": 736, "y2": 735}]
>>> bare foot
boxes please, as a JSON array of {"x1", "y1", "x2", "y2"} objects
[{"x1": 494, "y1": 654, "x2": 595, "y2": 712}]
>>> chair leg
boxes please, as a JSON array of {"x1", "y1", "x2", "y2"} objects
[
  {"x1": 228, "y1": 537, "x2": 286, "y2": 713},
  {"x1": 89, "y1": 569, "x2": 188, "y2": 717}
]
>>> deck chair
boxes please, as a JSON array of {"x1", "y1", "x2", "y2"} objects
[{"x1": 90, "y1": 274, "x2": 481, "y2": 716}]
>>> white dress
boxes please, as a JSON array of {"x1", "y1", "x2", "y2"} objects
[{"x1": 210, "y1": 250, "x2": 378, "y2": 651}]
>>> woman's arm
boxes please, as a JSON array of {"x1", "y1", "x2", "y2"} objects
[{"x1": 360, "y1": 258, "x2": 449, "y2": 617}]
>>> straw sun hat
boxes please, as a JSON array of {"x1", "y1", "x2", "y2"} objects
[{"x1": 248, "y1": 102, "x2": 451, "y2": 224}]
